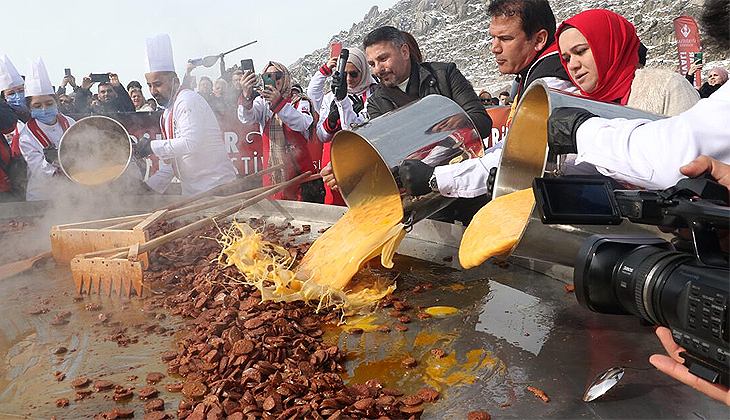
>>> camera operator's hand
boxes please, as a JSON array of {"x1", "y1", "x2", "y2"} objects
[
  {"x1": 81, "y1": 76, "x2": 94, "y2": 91},
  {"x1": 399, "y1": 159, "x2": 435, "y2": 196},
  {"x1": 680, "y1": 155, "x2": 730, "y2": 193},
  {"x1": 43, "y1": 145, "x2": 59, "y2": 167},
  {"x1": 320, "y1": 162, "x2": 337, "y2": 191},
  {"x1": 547, "y1": 107, "x2": 597, "y2": 155},
  {"x1": 261, "y1": 85, "x2": 281, "y2": 108},
  {"x1": 650, "y1": 327, "x2": 730, "y2": 406},
  {"x1": 133, "y1": 135, "x2": 153, "y2": 159},
  {"x1": 61, "y1": 77, "x2": 69, "y2": 88},
  {"x1": 67, "y1": 75, "x2": 77, "y2": 89},
  {"x1": 108, "y1": 73, "x2": 120, "y2": 87},
  {"x1": 326, "y1": 99, "x2": 340, "y2": 130}
]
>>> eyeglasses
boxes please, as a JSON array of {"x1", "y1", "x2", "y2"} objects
[
  {"x1": 345, "y1": 70, "x2": 360, "y2": 79},
  {"x1": 263, "y1": 71, "x2": 283, "y2": 81}
]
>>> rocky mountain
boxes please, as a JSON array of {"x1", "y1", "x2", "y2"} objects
[{"x1": 289, "y1": 0, "x2": 728, "y2": 94}]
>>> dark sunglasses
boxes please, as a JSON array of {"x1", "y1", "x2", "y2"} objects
[
  {"x1": 263, "y1": 71, "x2": 283, "y2": 81},
  {"x1": 480, "y1": 99, "x2": 490, "y2": 103},
  {"x1": 345, "y1": 70, "x2": 360, "y2": 78}
]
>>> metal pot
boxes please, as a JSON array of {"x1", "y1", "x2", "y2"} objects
[
  {"x1": 58, "y1": 116, "x2": 132, "y2": 186},
  {"x1": 331, "y1": 95, "x2": 483, "y2": 226},
  {"x1": 493, "y1": 80, "x2": 665, "y2": 267}
]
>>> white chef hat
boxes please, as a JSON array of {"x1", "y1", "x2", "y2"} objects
[
  {"x1": 0, "y1": 54, "x2": 24, "y2": 92},
  {"x1": 144, "y1": 34, "x2": 176, "y2": 74},
  {"x1": 24, "y1": 57, "x2": 54, "y2": 97}
]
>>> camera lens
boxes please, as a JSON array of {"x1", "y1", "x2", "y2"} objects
[{"x1": 612, "y1": 245, "x2": 690, "y2": 325}]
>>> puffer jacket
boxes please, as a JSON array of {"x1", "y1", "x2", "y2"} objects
[{"x1": 366, "y1": 60, "x2": 492, "y2": 139}]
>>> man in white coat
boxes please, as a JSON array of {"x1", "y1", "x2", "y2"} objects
[{"x1": 135, "y1": 34, "x2": 236, "y2": 195}]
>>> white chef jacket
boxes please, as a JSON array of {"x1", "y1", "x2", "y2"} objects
[
  {"x1": 574, "y1": 82, "x2": 730, "y2": 189},
  {"x1": 433, "y1": 77, "x2": 578, "y2": 198},
  {"x1": 146, "y1": 89, "x2": 237, "y2": 195},
  {"x1": 237, "y1": 96, "x2": 312, "y2": 138},
  {"x1": 18, "y1": 115, "x2": 75, "y2": 201}
]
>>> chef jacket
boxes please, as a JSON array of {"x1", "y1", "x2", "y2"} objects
[
  {"x1": 146, "y1": 89, "x2": 237, "y2": 195},
  {"x1": 18, "y1": 115, "x2": 75, "y2": 201}
]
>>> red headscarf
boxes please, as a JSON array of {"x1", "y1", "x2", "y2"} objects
[{"x1": 557, "y1": 9, "x2": 640, "y2": 104}]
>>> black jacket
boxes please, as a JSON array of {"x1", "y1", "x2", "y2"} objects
[
  {"x1": 75, "y1": 84, "x2": 135, "y2": 114},
  {"x1": 0, "y1": 100, "x2": 18, "y2": 134},
  {"x1": 685, "y1": 73, "x2": 721, "y2": 99},
  {"x1": 367, "y1": 61, "x2": 492, "y2": 139}
]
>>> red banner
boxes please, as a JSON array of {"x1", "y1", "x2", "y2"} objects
[
  {"x1": 673, "y1": 16, "x2": 702, "y2": 88},
  {"x1": 485, "y1": 106, "x2": 510, "y2": 148}
]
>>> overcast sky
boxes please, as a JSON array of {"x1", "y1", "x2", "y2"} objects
[{"x1": 4, "y1": 0, "x2": 399, "y2": 93}]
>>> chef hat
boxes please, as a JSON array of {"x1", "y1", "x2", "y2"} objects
[
  {"x1": 24, "y1": 57, "x2": 54, "y2": 97},
  {"x1": 0, "y1": 54, "x2": 24, "y2": 92},
  {"x1": 144, "y1": 34, "x2": 176, "y2": 74}
]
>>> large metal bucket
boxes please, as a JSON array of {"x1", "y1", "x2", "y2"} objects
[
  {"x1": 331, "y1": 95, "x2": 484, "y2": 225},
  {"x1": 494, "y1": 81, "x2": 665, "y2": 267},
  {"x1": 58, "y1": 116, "x2": 132, "y2": 186}
]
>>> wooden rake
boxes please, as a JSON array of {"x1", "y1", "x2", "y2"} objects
[{"x1": 69, "y1": 172, "x2": 315, "y2": 297}]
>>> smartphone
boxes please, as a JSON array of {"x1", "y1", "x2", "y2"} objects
[
  {"x1": 89, "y1": 73, "x2": 110, "y2": 83},
  {"x1": 694, "y1": 52, "x2": 703, "y2": 64},
  {"x1": 241, "y1": 58, "x2": 254, "y2": 73},
  {"x1": 262, "y1": 73, "x2": 276, "y2": 89},
  {"x1": 64, "y1": 68, "x2": 72, "y2": 77},
  {"x1": 330, "y1": 42, "x2": 342, "y2": 59}
]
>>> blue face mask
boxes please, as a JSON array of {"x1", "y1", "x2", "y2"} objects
[
  {"x1": 5, "y1": 91, "x2": 26, "y2": 111},
  {"x1": 31, "y1": 106, "x2": 59, "y2": 124}
]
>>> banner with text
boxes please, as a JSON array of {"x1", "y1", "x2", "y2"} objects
[{"x1": 673, "y1": 15, "x2": 702, "y2": 88}]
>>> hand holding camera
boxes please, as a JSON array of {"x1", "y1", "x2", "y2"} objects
[
  {"x1": 240, "y1": 71, "x2": 258, "y2": 104},
  {"x1": 650, "y1": 326, "x2": 730, "y2": 405},
  {"x1": 108, "y1": 73, "x2": 120, "y2": 87},
  {"x1": 81, "y1": 76, "x2": 94, "y2": 90},
  {"x1": 261, "y1": 72, "x2": 281, "y2": 106}
]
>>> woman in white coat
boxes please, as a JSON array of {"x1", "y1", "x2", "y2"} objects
[
  {"x1": 307, "y1": 47, "x2": 376, "y2": 205},
  {"x1": 17, "y1": 58, "x2": 75, "y2": 201}
]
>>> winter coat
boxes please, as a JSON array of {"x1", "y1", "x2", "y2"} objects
[{"x1": 627, "y1": 68, "x2": 699, "y2": 116}]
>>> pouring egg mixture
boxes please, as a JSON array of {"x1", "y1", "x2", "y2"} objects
[{"x1": 217, "y1": 193, "x2": 406, "y2": 314}]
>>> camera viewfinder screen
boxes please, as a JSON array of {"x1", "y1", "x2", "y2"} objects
[{"x1": 545, "y1": 182, "x2": 614, "y2": 216}]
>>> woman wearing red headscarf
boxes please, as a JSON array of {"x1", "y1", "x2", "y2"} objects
[{"x1": 556, "y1": 9, "x2": 699, "y2": 116}]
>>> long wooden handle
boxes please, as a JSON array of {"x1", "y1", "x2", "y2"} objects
[
  {"x1": 83, "y1": 172, "x2": 312, "y2": 259},
  {"x1": 164, "y1": 164, "x2": 284, "y2": 211},
  {"x1": 0, "y1": 251, "x2": 53, "y2": 281},
  {"x1": 107, "y1": 184, "x2": 274, "y2": 231},
  {"x1": 102, "y1": 166, "x2": 284, "y2": 230},
  {"x1": 137, "y1": 171, "x2": 312, "y2": 253}
]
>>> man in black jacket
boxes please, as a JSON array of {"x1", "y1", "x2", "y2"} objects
[
  {"x1": 75, "y1": 73, "x2": 135, "y2": 114},
  {"x1": 364, "y1": 26, "x2": 492, "y2": 139}
]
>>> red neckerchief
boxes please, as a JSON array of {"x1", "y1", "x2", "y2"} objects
[
  {"x1": 159, "y1": 86, "x2": 188, "y2": 178},
  {"x1": 26, "y1": 115, "x2": 70, "y2": 148},
  {"x1": 10, "y1": 124, "x2": 21, "y2": 157}
]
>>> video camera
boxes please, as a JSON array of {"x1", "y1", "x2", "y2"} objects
[{"x1": 533, "y1": 174, "x2": 730, "y2": 387}]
